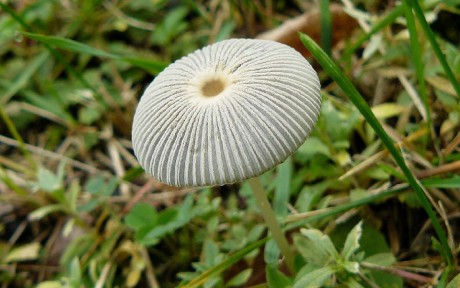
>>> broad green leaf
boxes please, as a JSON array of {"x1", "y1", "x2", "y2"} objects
[
  {"x1": 294, "y1": 229, "x2": 339, "y2": 266},
  {"x1": 296, "y1": 137, "x2": 331, "y2": 162},
  {"x1": 341, "y1": 221, "x2": 363, "y2": 260},
  {"x1": 368, "y1": 270, "x2": 403, "y2": 288},
  {"x1": 295, "y1": 181, "x2": 331, "y2": 212},
  {"x1": 447, "y1": 273, "x2": 460, "y2": 288},
  {"x1": 78, "y1": 106, "x2": 100, "y2": 124},
  {"x1": 293, "y1": 265, "x2": 335, "y2": 288},
  {"x1": 85, "y1": 177, "x2": 106, "y2": 194},
  {"x1": 36, "y1": 281, "x2": 64, "y2": 288},
  {"x1": 266, "y1": 264, "x2": 293, "y2": 288},
  {"x1": 365, "y1": 253, "x2": 396, "y2": 267},
  {"x1": 37, "y1": 167, "x2": 62, "y2": 192},
  {"x1": 68, "y1": 257, "x2": 82, "y2": 287},
  {"x1": 124, "y1": 203, "x2": 158, "y2": 230},
  {"x1": 28, "y1": 204, "x2": 63, "y2": 221},
  {"x1": 344, "y1": 277, "x2": 365, "y2": 288},
  {"x1": 103, "y1": 177, "x2": 119, "y2": 196},
  {"x1": 138, "y1": 194, "x2": 204, "y2": 246},
  {"x1": 321, "y1": 100, "x2": 359, "y2": 142},
  {"x1": 177, "y1": 193, "x2": 194, "y2": 221},
  {"x1": 85, "y1": 176, "x2": 118, "y2": 196},
  {"x1": 264, "y1": 239, "x2": 280, "y2": 265},
  {"x1": 227, "y1": 268, "x2": 252, "y2": 287},
  {"x1": 203, "y1": 240, "x2": 220, "y2": 266},
  {"x1": 247, "y1": 224, "x2": 265, "y2": 243},
  {"x1": 342, "y1": 260, "x2": 360, "y2": 274}
]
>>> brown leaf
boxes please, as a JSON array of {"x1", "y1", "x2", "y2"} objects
[{"x1": 257, "y1": 4, "x2": 358, "y2": 57}]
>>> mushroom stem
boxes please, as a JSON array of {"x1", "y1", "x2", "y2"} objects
[{"x1": 248, "y1": 177, "x2": 295, "y2": 273}]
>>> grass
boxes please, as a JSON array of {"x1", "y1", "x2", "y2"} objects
[{"x1": 1, "y1": 1, "x2": 459, "y2": 287}]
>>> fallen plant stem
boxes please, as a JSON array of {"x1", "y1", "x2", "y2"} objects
[
  {"x1": 361, "y1": 262, "x2": 434, "y2": 284},
  {"x1": 415, "y1": 160, "x2": 460, "y2": 179},
  {"x1": 0, "y1": 134, "x2": 102, "y2": 174}
]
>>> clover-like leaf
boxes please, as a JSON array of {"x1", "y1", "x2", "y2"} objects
[
  {"x1": 341, "y1": 221, "x2": 363, "y2": 260},
  {"x1": 293, "y1": 265, "x2": 335, "y2": 288},
  {"x1": 294, "y1": 229, "x2": 339, "y2": 267}
]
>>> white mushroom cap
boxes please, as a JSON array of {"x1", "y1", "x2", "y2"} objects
[{"x1": 132, "y1": 39, "x2": 321, "y2": 187}]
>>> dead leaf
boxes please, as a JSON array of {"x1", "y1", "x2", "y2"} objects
[
  {"x1": 257, "y1": 4, "x2": 358, "y2": 57},
  {"x1": 5, "y1": 242, "x2": 41, "y2": 263},
  {"x1": 426, "y1": 76, "x2": 458, "y2": 97}
]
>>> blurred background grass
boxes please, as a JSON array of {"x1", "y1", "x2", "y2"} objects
[{"x1": 0, "y1": 0, "x2": 459, "y2": 287}]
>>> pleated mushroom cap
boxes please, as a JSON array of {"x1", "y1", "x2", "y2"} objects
[{"x1": 132, "y1": 39, "x2": 321, "y2": 187}]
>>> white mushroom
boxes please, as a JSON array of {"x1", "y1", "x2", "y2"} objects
[{"x1": 132, "y1": 38, "x2": 321, "y2": 187}]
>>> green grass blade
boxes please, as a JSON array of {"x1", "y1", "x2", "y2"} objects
[
  {"x1": 1, "y1": 51, "x2": 48, "y2": 104},
  {"x1": 180, "y1": 238, "x2": 267, "y2": 288},
  {"x1": 299, "y1": 32, "x2": 453, "y2": 268},
  {"x1": 409, "y1": 0, "x2": 460, "y2": 98},
  {"x1": 22, "y1": 32, "x2": 167, "y2": 74},
  {"x1": 423, "y1": 177, "x2": 460, "y2": 189},
  {"x1": 22, "y1": 32, "x2": 120, "y2": 59},
  {"x1": 121, "y1": 56, "x2": 168, "y2": 75},
  {"x1": 0, "y1": 107, "x2": 37, "y2": 171},
  {"x1": 320, "y1": 0, "x2": 332, "y2": 56},
  {"x1": 403, "y1": 0, "x2": 431, "y2": 130}
]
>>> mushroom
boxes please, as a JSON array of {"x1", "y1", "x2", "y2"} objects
[{"x1": 132, "y1": 38, "x2": 321, "y2": 271}]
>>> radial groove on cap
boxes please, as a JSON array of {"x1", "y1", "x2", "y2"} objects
[{"x1": 132, "y1": 38, "x2": 321, "y2": 187}]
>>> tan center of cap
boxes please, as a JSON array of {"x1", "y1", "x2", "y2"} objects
[{"x1": 201, "y1": 78, "x2": 226, "y2": 97}]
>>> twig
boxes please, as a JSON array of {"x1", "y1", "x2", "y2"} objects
[
  {"x1": 442, "y1": 131, "x2": 460, "y2": 156},
  {"x1": 140, "y1": 246, "x2": 160, "y2": 288},
  {"x1": 361, "y1": 262, "x2": 434, "y2": 284},
  {"x1": 415, "y1": 160, "x2": 460, "y2": 179},
  {"x1": 0, "y1": 134, "x2": 102, "y2": 174},
  {"x1": 122, "y1": 179, "x2": 157, "y2": 214}
]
